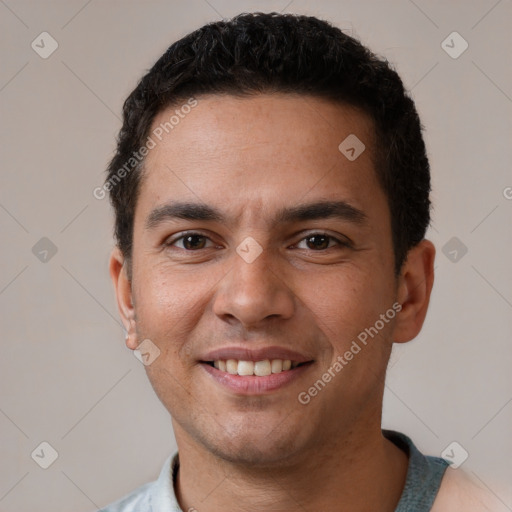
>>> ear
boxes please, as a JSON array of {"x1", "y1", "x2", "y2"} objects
[
  {"x1": 393, "y1": 239, "x2": 436, "y2": 343},
  {"x1": 109, "y1": 246, "x2": 138, "y2": 350}
]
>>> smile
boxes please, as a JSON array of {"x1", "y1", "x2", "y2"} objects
[
  {"x1": 204, "y1": 358, "x2": 303, "y2": 376},
  {"x1": 200, "y1": 359, "x2": 314, "y2": 394}
]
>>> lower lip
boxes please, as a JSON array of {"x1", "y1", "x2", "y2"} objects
[{"x1": 200, "y1": 362, "x2": 313, "y2": 395}]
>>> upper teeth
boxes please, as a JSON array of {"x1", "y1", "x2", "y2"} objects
[{"x1": 213, "y1": 359, "x2": 299, "y2": 376}]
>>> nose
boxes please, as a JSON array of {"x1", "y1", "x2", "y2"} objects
[{"x1": 212, "y1": 245, "x2": 296, "y2": 329}]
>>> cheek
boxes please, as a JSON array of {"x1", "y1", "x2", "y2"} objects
[
  {"x1": 298, "y1": 265, "x2": 393, "y2": 344},
  {"x1": 133, "y1": 271, "x2": 204, "y2": 408},
  {"x1": 132, "y1": 267, "x2": 206, "y2": 355}
]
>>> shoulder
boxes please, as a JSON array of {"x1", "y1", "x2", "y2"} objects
[
  {"x1": 432, "y1": 468, "x2": 509, "y2": 512},
  {"x1": 97, "y1": 453, "x2": 178, "y2": 512},
  {"x1": 98, "y1": 481, "x2": 153, "y2": 512}
]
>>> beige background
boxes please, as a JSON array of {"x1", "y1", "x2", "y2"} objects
[{"x1": 1, "y1": 1, "x2": 511, "y2": 510}]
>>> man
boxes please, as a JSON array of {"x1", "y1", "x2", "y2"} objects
[{"x1": 101, "y1": 12, "x2": 502, "y2": 512}]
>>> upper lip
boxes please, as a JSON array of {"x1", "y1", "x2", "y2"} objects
[{"x1": 200, "y1": 346, "x2": 313, "y2": 363}]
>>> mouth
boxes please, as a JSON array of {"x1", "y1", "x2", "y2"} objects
[
  {"x1": 201, "y1": 358, "x2": 310, "y2": 376},
  {"x1": 198, "y1": 346, "x2": 315, "y2": 394},
  {"x1": 199, "y1": 358, "x2": 315, "y2": 395}
]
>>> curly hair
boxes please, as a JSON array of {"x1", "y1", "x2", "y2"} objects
[{"x1": 105, "y1": 12, "x2": 431, "y2": 276}]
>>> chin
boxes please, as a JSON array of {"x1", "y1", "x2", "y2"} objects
[
  {"x1": 171, "y1": 397, "x2": 316, "y2": 467},
  {"x1": 211, "y1": 438, "x2": 300, "y2": 467},
  {"x1": 200, "y1": 419, "x2": 308, "y2": 468}
]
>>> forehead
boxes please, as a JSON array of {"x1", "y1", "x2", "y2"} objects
[{"x1": 136, "y1": 93, "x2": 385, "y2": 225}]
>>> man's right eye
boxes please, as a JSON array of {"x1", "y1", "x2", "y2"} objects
[{"x1": 166, "y1": 233, "x2": 214, "y2": 250}]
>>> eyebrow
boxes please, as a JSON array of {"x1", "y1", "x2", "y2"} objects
[
  {"x1": 145, "y1": 202, "x2": 224, "y2": 230},
  {"x1": 274, "y1": 200, "x2": 367, "y2": 225},
  {"x1": 145, "y1": 200, "x2": 367, "y2": 230}
]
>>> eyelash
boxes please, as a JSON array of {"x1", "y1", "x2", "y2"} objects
[{"x1": 165, "y1": 231, "x2": 351, "y2": 251}]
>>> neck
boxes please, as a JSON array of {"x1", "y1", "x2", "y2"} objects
[{"x1": 173, "y1": 422, "x2": 408, "y2": 512}]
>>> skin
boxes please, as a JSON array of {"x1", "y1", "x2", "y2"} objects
[{"x1": 110, "y1": 93, "x2": 435, "y2": 512}]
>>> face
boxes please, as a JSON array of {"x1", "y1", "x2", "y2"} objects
[{"x1": 113, "y1": 94, "x2": 419, "y2": 467}]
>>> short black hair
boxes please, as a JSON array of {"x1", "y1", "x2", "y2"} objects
[{"x1": 105, "y1": 12, "x2": 431, "y2": 276}]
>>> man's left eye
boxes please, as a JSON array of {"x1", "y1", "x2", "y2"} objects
[{"x1": 296, "y1": 234, "x2": 346, "y2": 250}]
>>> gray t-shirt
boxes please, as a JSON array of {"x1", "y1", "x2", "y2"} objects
[
  {"x1": 100, "y1": 429, "x2": 449, "y2": 511},
  {"x1": 384, "y1": 430, "x2": 449, "y2": 511}
]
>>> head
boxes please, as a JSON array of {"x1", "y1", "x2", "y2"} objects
[{"x1": 108, "y1": 13, "x2": 435, "y2": 466}]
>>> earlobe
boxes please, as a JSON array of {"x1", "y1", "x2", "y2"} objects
[
  {"x1": 393, "y1": 240, "x2": 436, "y2": 344},
  {"x1": 109, "y1": 247, "x2": 138, "y2": 350}
]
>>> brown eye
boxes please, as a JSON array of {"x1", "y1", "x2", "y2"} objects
[
  {"x1": 167, "y1": 233, "x2": 213, "y2": 250},
  {"x1": 182, "y1": 234, "x2": 207, "y2": 250},
  {"x1": 294, "y1": 233, "x2": 350, "y2": 251},
  {"x1": 305, "y1": 234, "x2": 331, "y2": 250}
]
